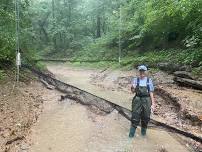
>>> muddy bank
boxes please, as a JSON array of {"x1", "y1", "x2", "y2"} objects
[{"x1": 0, "y1": 76, "x2": 44, "y2": 152}]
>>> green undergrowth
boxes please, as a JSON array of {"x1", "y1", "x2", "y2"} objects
[
  {"x1": 121, "y1": 48, "x2": 202, "y2": 68},
  {"x1": 67, "y1": 48, "x2": 202, "y2": 76},
  {"x1": 0, "y1": 70, "x2": 6, "y2": 80},
  {"x1": 35, "y1": 61, "x2": 47, "y2": 71},
  {"x1": 67, "y1": 61, "x2": 119, "y2": 70},
  {"x1": 70, "y1": 48, "x2": 202, "y2": 67}
]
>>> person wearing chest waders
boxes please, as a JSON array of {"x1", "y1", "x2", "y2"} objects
[{"x1": 129, "y1": 65, "x2": 155, "y2": 138}]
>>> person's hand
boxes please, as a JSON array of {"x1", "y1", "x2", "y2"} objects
[{"x1": 131, "y1": 86, "x2": 135, "y2": 93}]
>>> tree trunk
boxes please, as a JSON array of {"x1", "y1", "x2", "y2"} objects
[
  {"x1": 102, "y1": 19, "x2": 106, "y2": 35},
  {"x1": 52, "y1": 0, "x2": 55, "y2": 18},
  {"x1": 53, "y1": 36, "x2": 57, "y2": 51},
  {"x1": 157, "y1": 62, "x2": 192, "y2": 73},
  {"x1": 68, "y1": 0, "x2": 72, "y2": 26},
  {"x1": 41, "y1": 27, "x2": 49, "y2": 43},
  {"x1": 173, "y1": 71, "x2": 195, "y2": 80},
  {"x1": 96, "y1": 15, "x2": 101, "y2": 38},
  {"x1": 52, "y1": 0, "x2": 57, "y2": 50},
  {"x1": 174, "y1": 77, "x2": 202, "y2": 90},
  {"x1": 38, "y1": 12, "x2": 50, "y2": 43}
]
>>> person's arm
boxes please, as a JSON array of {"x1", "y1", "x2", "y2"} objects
[
  {"x1": 150, "y1": 92, "x2": 155, "y2": 106},
  {"x1": 149, "y1": 79, "x2": 156, "y2": 111},
  {"x1": 131, "y1": 78, "x2": 137, "y2": 93}
]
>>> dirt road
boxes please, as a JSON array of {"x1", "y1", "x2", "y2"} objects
[{"x1": 28, "y1": 63, "x2": 195, "y2": 152}]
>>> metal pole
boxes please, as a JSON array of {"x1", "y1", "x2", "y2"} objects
[
  {"x1": 15, "y1": 0, "x2": 20, "y2": 83},
  {"x1": 119, "y1": 4, "x2": 122, "y2": 64}
]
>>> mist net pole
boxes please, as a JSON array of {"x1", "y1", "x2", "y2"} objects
[
  {"x1": 15, "y1": 0, "x2": 21, "y2": 83},
  {"x1": 118, "y1": 4, "x2": 122, "y2": 64}
]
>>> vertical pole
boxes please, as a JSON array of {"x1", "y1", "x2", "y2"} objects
[
  {"x1": 17, "y1": 64, "x2": 19, "y2": 83},
  {"x1": 15, "y1": 0, "x2": 20, "y2": 83},
  {"x1": 119, "y1": 4, "x2": 122, "y2": 64}
]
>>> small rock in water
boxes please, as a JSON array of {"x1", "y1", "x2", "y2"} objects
[
  {"x1": 20, "y1": 143, "x2": 29, "y2": 150},
  {"x1": 158, "y1": 146, "x2": 168, "y2": 152}
]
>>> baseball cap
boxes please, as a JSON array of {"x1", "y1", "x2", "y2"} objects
[{"x1": 138, "y1": 65, "x2": 148, "y2": 71}]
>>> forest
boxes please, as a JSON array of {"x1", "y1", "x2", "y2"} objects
[{"x1": 0, "y1": 0, "x2": 202, "y2": 71}]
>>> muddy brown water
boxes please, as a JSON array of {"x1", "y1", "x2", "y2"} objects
[{"x1": 29, "y1": 63, "x2": 191, "y2": 152}]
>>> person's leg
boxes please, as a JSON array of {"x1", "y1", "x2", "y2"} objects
[
  {"x1": 141, "y1": 97, "x2": 151, "y2": 136},
  {"x1": 129, "y1": 97, "x2": 141, "y2": 138},
  {"x1": 140, "y1": 109, "x2": 147, "y2": 136},
  {"x1": 129, "y1": 112, "x2": 140, "y2": 138},
  {"x1": 129, "y1": 125, "x2": 136, "y2": 138}
]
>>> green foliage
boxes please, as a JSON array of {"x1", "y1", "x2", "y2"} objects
[
  {"x1": 0, "y1": 70, "x2": 6, "y2": 80},
  {"x1": 70, "y1": 61, "x2": 118, "y2": 70},
  {"x1": 120, "y1": 48, "x2": 202, "y2": 68},
  {"x1": 80, "y1": 0, "x2": 201, "y2": 51},
  {"x1": 70, "y1": 49, "x2": 202, "y2": 75},
  {"x1": 125, "y1": 0, "x2": 202, "y2": 49},
  {"x1": 23, "y1": 0, "x2": 202, "y2": 77},
  {"x1": 0, "y1": 0, "x2": 202, "y2": 71},
  {"x1": 192, "y1": 66, "x2": 202, "y2": 77},
  {"x1": 35, "y1": 62, "x2": 46, "y2": 71},
  {"x1": 0, "y1": 0, "x2": 15, "y2": 64},
  {"x1": 0, "y1": 0, "x2": 32, "y2": 66}
]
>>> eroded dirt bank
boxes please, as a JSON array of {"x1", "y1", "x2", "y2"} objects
[{"x1": 0, "y1": 77, "x2": 44, "y2": 152}]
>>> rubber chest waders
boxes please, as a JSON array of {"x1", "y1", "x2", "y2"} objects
[{"x1": 129, "y1": 77, "x2": 152, "y2": 137}]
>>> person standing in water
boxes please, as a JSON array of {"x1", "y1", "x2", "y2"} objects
[{"x1": 129, "y1": 65, "x2": 155, "y2": 138}]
